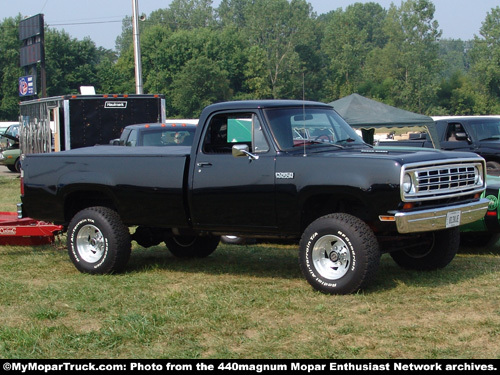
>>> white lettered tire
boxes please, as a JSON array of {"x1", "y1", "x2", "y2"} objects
[
  {"x1": 67, "y1": 207, "x2": 131, "y2": 274},
  {"x1": 299, "y1": 213, "x2": 380, "y2": 294}
]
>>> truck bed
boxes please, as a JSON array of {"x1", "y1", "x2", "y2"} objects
[{"x1": 22, "y1": 146, "x2": 192, "y2": 227}]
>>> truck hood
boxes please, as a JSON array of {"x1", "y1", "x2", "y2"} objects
[
  {"x1": 372, "y1": 145, "x2": 482, "y2": 164},
  {"x1": 302, "y1": 144, "x2": 483, "y2": 165},
  {"x1": 478, "y1": 140, "x2": 500, "y2": 148}
]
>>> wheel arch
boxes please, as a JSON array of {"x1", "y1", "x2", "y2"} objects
[
  {"x1": 63, "y1": 187, "x2": 118, "y2": 224},
  {"x1": 299, "y1": 189, "x2": 375, "y2": 233}
]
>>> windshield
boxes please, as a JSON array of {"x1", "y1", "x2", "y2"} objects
[
  {"x1": 141, "y1": 129, "x2": 195, "y2": 146},
  {"x1": 464, "y1": 119, "x2": 500, "y2": 141},
  {"x1": 5, "y1": 125, "x2": 19, "y2": 138},
  {"x1": 263, "y1": 107, "x2": 364, "y2": 150}
]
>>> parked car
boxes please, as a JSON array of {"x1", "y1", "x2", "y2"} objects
[
  {"x1": 0, "y1": 148, "x2": 20, "y2": 173},
  {"x1": 432, "y1": 116, "x2": 500, "y2": 173},
  {"x1": 377, "y1": 116, "x2": 500, "y2": 174},
  {"x1": 0, "y1": 126, "x2": 9, "y2": 136},
  {"x1": 0, "y1": 124, "x2": 20, "y2": 172},
  {"x1": 0, "y1": 124, "x2": 19, "y2": 149},
  {"x1": 460, "y1": 174, "x2": 500, "y2": 247},
  {"x1": 110, "y1": 121, "x2": 197, "y2": 147}
]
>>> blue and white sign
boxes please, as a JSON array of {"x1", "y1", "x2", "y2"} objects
[{"x1": 19, "y1": 75, "x2": 35, "y2": 97}]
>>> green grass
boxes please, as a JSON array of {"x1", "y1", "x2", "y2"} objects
[
  {"x1": 0, "y1": 176, "x2": 499, "y2": 359},
  {"x1": 0, "y1": 174, "x2": 20, "y2": 211}
]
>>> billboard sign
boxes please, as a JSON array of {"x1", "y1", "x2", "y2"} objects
[
  {"x1": 19, "y1": 76, "x2": 36, "y2": 97},
  {"x1": 19, "y1": 14, "x2": 43, "y2": 40},
  {"x1": 20, "y1": 43, "x2": 42, "y2": 67}
]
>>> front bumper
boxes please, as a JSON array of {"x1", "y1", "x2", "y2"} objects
[{"x1": 390, "y1": 198, "x2": 490, "y2": 234}]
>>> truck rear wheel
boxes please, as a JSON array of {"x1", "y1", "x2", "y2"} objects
[
  {"x1": 299, "y1": 213, "x2": 380, "y2": 295},
  {"x1": 67, "y1": 207, "x2": 131, "y2": 274},
  {"x1": 389, "y1": 227, "x2": 459, "y2": 270},
  {"x1": 165, "y1": 235, "x2": 220, "y2": 258}
]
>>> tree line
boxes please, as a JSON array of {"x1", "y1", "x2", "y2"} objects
[{"x1": 1, "y1": 0, "x2": 499, "y2": 120}]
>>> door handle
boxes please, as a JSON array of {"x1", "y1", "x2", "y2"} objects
[{"x1": 197, "y1": 162, "x2": 212, "y2": 167}]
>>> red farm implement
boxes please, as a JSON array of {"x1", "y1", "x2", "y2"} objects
[{"x1": 0, "y1": 212, "x2": 63, "y2": 246}]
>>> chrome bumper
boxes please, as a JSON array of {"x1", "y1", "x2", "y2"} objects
[{"x1": 391, "y1": 198, "x2": 490, "y2": 234}]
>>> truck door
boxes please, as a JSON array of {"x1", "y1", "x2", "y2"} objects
[
  {"x1": 440, "y1": 122, "x2": 476, "y2": 152},
  {"x1": 191, "y1": 112, "x2": 276, "y2": 231}
]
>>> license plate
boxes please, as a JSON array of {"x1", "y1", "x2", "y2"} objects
[{"x1": 446, "y1": 211, "x2": 461, "y2": 228}]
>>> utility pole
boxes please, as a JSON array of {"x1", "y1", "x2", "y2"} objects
[{"x1": 132, "y1": 0, "x2": 144, "y2": 94}]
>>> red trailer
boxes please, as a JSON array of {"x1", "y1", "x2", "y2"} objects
[{"x1": 0, "y1": 212, "x2": 63, "y2": 246}]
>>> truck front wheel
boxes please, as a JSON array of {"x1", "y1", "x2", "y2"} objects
[
  {"x1": 165, "y1": 235, "x2": 220, "y2": 258},
  {"x1": 299, "y1": 213, "x2": 380, "y2": 295},
  {"x1": 389, "y1": 227, "x2": 459, "y2": 270},
  {"x1": 67, "y1": 207, "x2": 131, "y2": 274}
]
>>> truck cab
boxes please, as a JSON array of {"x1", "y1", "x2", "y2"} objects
[{"x1": 433, "y1": 116, "x2": 500, "y2": 173}]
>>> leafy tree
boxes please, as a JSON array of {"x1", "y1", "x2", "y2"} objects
[
  {"x1": 321, "y1": 2, "x2": 386, "y2": 99},
  {"x1": 438, "y1": 39, "x2": 471, "y2": 79},
  {"x1": 217, "y1": 0, "x2": 251, "y2": 28},
  {"x1": 0, "y1": 16, "x2": 22, "y2": 120},
  {"x1": 242, "y1": 45, "x2": 272, "y2": 98},
  {"x1": 116, "y1": 0, "x2": 216, "y2": 55},
  {"x1": 131, "y1": 25, "x2": 246, "y2": 116},
  {"x1": 5, "y1": 0, "x2": 499, "y2": 120},
  {"x1": 363, "y1": 0, "x2": 442, "y2": 113},
  {"x1": 241, "y1": 0, "x2": 316, "y2": 98},
  {"x1": 468, "y1": 6, "x2": 500, "y2": 112},
  {"x1": 44, "y1": 30, "x2": 114, "y2": 96},
  {"x1": 170, "y1": 56, "x2": 231, "y2": 117}
]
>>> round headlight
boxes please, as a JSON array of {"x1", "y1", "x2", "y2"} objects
[
  {"x1": 403, "y1": 173, "x2": 412, "y2": 193},
  {"x1": 474, "y1": 166, "x2": 480, "y2": 184}
]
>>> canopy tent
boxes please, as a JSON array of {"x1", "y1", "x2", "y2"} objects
[{"x1": 329, "y1": 93, "x2": 439, "y2": 147}]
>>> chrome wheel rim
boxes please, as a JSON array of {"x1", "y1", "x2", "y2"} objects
[
  {"x1": 312, "y1": 234, "x2": 351, "y2": 280},
  {"x1": 76, "y1": 224, "x2": 105, "y2": 263}
]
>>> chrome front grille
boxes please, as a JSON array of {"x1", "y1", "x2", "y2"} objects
[
  {"x1": 402, "y1": 159, "x2": 486, "y2": 201},
  {"x1": 417, "y1": 166, "x2": 478, "y2": 192}
]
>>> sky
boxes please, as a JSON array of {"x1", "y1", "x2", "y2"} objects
[{"x1": 2, "y1": 0, "x2": 499, "y2": 50}]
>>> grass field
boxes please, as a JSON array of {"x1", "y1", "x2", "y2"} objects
[{"x1": 0, "y1": 175, "x2": 499, "y2": 359}]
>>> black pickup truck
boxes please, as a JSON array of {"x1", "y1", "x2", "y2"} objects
[
  {"x1": 377, "y1": 116, "x2": 500, "y2": 173},
  {"x1": 19, "y1": 100, "x2": 489, "y2": 294}
]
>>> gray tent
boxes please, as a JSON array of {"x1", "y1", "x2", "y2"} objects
[{"x1": 329, "y1": 93, "x2": 439, "y2": 147}]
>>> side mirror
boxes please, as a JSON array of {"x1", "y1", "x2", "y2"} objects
[
  {"x1": 232, "y1": 144, "x2": 249, "y2": 157},
  {"x1": 455, "y1": 132, "x2": 469, "y2": 142},
  {"x1": 232, "y1": 144, "x2": 259, "y2": 160}
]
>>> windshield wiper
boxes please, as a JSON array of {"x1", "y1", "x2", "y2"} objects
[
  {"x1": 479, "y1": 136, "x2": 500, "y2": 141},
  {"x1": 293, "y1": 140, "x2": 344, "y2": 149},
  {"x1": 336, "y1": 138, "x2": 356, "y2": 143}
]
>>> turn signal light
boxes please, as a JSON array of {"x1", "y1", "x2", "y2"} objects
[{"x1": 379, "y1": 215, "x2": 395, "y2": 222}]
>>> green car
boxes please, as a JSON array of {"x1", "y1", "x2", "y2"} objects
[
  {"x1": 460, "y1": 174, "x2": 500, "y2": 246},
  {"x1": 0, "y1": 147, "x2": 20, "y2": 172},
  {"x1": 0, "y1": 124, "x2": 20, "y2": 173}
]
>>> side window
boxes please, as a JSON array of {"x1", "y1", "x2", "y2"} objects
[
  {"x1": 446, "y1": 123, "x2": 466, "y2": 142},
  {"x1": 120, "y1": 129, "x2": 131, "y2": 145},
  {"x1": 202, "y1": 113, "x2": 269, "y2": 154},
  {"x1": 125, "y1": 129, "x2": 138, "y2": 146}
]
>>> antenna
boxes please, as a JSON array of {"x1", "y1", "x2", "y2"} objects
[{"x1": 303, "y1": 72, "x2": 307, "y2": 157}]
